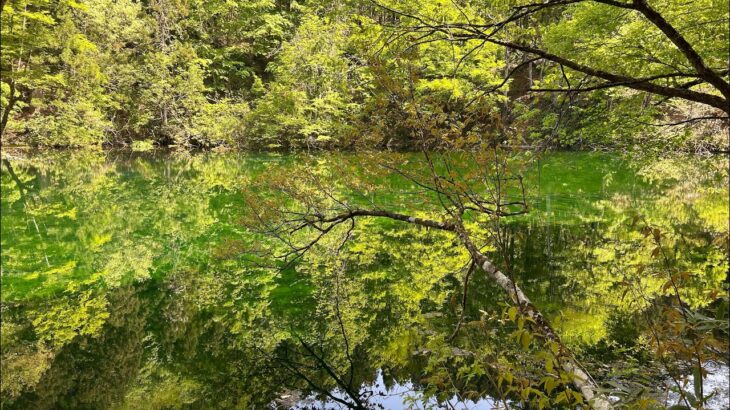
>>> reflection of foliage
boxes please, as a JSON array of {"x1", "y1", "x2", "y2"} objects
[
  {"x1": 114, "y1": 363, "x2": 201, "y2": 410},
  {"x1": 0, "y1": 150, "x2": 727, "y2": 408},
  {"x1": 0, "y1": 320, "x2": 53, "y2": 400},
  {"x1": 31, "y1": 290, "x2": 110, "y2": 348}
]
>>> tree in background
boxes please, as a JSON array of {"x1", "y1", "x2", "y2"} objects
[
  {"x1": 1, "y1": 0, "x2": 727, "y2": 149},
  {"x1": 1, "y1": 0, "x2": 294, "y2": 146},
  {"x1": 370, "y1": 0, "x2": 728, "y2": 146}
]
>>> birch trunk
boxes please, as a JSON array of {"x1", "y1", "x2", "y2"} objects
[{"x1": 452, "y1": 221, "x2": 614, "y2": 410}]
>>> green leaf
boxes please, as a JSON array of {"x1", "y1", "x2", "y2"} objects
[
  {"x1": 508, "y1": 306, "x2": 518, "y2": 321},
  {"x1": 520, "y1": 331, "x2": 531, "y2": 350},
  {"x1": 693, "y1": 366, "x2": 702, "y2": 399}
]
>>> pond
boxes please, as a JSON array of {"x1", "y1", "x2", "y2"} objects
[{"x1": 1, "y1": 150, "x2": 728, "y2": 409}]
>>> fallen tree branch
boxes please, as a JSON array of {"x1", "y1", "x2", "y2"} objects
[{"x1": 275, "y1": 207, "x2": 614, "y2": 409}]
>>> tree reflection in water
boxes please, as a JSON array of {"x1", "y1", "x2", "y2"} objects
[{"x1": 1, "y1": 150, "x2": 727, "y2": 409}]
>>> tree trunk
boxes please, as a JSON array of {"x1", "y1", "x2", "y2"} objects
[
  {"x1": 314, "y1": 208, "x2": 614, "y2": 409},
  {"x1": 452, "y1": 221, "x2": 614, "y2": 410},
  {"x1": 0, "y1": 81, "x2": 16, "y2": 138}
]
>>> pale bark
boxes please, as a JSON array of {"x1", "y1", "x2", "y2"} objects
[
  {"x1": 308, "y1": 208, "x2": 614, "y2": 409},
  {"x1": 452, "y1": 220, "x2": 614, "y2": 410}
]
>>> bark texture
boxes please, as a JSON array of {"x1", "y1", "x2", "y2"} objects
[{"x1": 316, "y1": 209, "x2": 614, "y2": 409}]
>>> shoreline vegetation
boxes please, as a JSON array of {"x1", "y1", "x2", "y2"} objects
[
  {"x1": 2, "y1": 0, "x2": 728, "y2": 152},
  {"x1": 1, "y1": 0, "x2": 728, "y2": 409}
]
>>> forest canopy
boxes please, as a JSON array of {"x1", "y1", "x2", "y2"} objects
[
  {"x1": 1, "y1": 0, "x2": 728, "y2": 150},
  {"x1": 1, "y1": 1, "x2": 729, "y2": 408}
]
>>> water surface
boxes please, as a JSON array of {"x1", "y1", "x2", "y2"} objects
[{"x1": 1, "y1": 150, "x2": 727, "y2": 409}]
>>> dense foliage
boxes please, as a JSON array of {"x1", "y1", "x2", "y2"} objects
[
  {"x1": 1, "y1": 150, "x2": 727, "y2": 408},
  {"x1": 1, "y1": 1, "x2": 728, "y2": 408},
  {"x1": 1, "y1": 0, "x2": 727, "y2": 149}
]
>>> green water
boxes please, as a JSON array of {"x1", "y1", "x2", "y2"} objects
[{"x1": 1, "y1": 150, "x2": 727, "y2": 409}]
